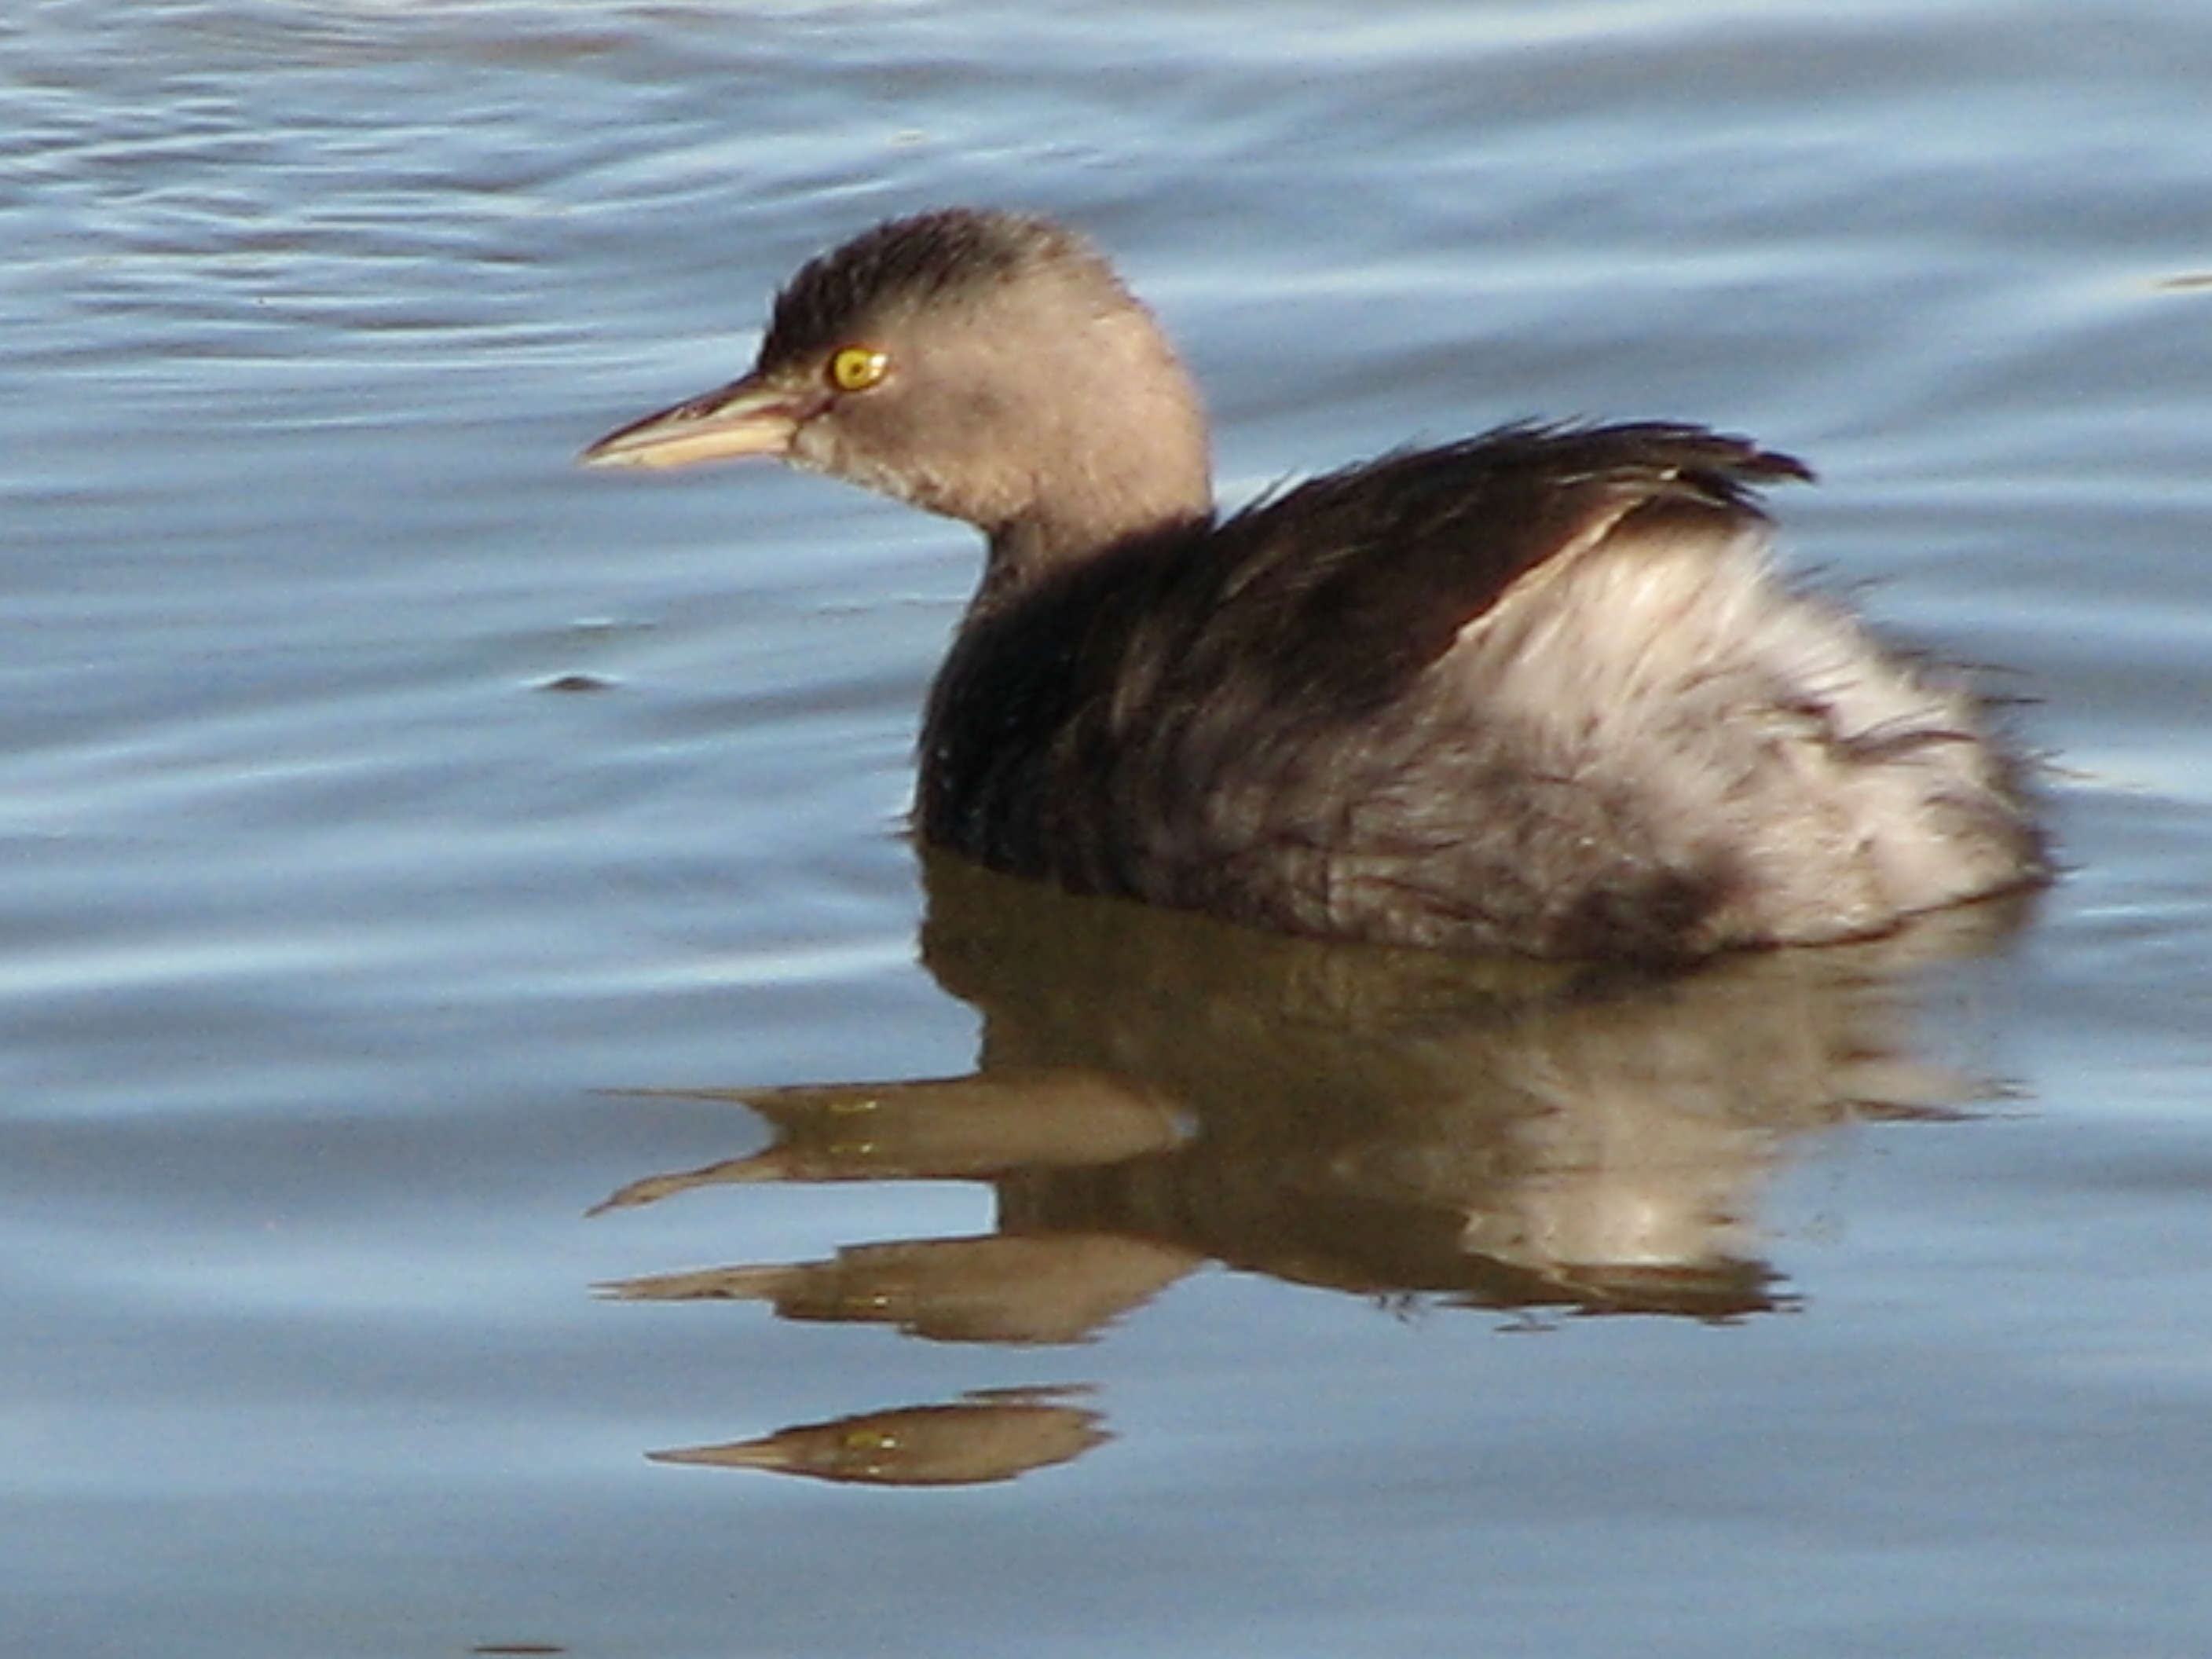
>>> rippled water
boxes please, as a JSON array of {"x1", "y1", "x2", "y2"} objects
[{"x1": 8, "y1": 2, "x2": 2212, "y2": 1655}]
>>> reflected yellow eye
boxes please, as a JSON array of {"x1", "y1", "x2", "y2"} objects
[{"x1": 827, "y1": 346, "x2": 889, "y2": 393}]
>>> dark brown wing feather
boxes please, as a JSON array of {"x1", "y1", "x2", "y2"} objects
[{"x1": 1186, "y1": 421, "x2": 1808, "y2": 717}]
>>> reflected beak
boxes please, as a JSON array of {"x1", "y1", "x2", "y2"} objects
[{"x1": 579, "y1": 372, "x2": 810, "y2": 471}]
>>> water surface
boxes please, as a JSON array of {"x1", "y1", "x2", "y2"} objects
[{"x1": 7, "y1": 3, "x2": 2212, "y2": 1655}]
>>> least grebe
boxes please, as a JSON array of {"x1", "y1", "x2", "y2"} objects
[{"x1": 584, "y1": 208, "x2": 2045, "y2": 961}]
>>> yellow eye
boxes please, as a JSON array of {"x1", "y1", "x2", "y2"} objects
[{"x1": 827, "y1": 346, "x2": 889, "y2": 393}]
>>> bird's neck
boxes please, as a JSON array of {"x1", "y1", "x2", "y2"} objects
[
  {"x1": 980, "y1": 493, "x2": 1211, "y2": 610},
  {"x1": 975, "y1": 389, "x2": 1214, "y2": 606}
]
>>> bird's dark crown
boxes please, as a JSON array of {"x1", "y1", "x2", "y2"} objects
[{"x1": 760, "y1": 208, "x2": 1093, "y2": 370}]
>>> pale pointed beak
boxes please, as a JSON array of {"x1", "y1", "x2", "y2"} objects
[{"x1": 579, "y1": 372, "x2": 811, "y2": 470}]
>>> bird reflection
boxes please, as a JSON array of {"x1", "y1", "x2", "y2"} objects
[
  {"x1": 601, "y1": 849, "x2": 2030, "y2": 1485},
  {"x1": 652, "y1": 1386, "x2": 1108, "y2": 1489}
]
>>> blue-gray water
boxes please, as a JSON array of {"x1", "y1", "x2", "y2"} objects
[{"x1": 7, "y1": 2, "x2": 2211, "y2": 1655}]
